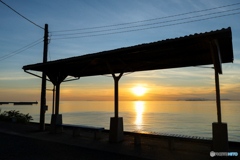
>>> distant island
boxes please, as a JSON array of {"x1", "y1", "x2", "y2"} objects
[
  {"x1": 185, "y1": 98, "x2": 208, "y2": 101},
  {"x1": 177, "y1": 98, "x2": 231, "y2": 101}
]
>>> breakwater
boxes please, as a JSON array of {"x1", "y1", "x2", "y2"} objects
[{"x1": 0, "y1": 101, "x2": 38, "y2": 105}]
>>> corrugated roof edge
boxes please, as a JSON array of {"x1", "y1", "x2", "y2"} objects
[
  {"x1": 69, "y1": 27, "x2": 232, "y2": 57},
  {"x1": 23, "y1": 27, "x2": 232, "y2": 69}
]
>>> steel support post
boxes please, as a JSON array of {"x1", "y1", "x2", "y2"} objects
[
  {"x1": 210, "y1": 40, "x2": 222, "y2": 123},
  {"x1": 210, "y1": 40, "x2": 228, "y2": 151},
  {"x1": 55, "y1": 83, "x2": 60, "y2": 115},
  {"x1": 114, "y1": 77, "x2": 119, "y2": 118},
  {"x1": 214, "y1": 69, "x2": 222, "y2": 123},
  {"x1": 106, "y1": 61, "x2": 125, "y2": 142},
  {"x1": 52, "y1": 85, "x2": 55, "y2": 114}
]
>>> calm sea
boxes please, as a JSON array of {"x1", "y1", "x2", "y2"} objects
[{"x1": 1, "y1": 101, "x2": 239, "y2": 142}]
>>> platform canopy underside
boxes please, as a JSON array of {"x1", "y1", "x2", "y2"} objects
[{"x1": 23, "y1": 27, "x2": 234, "y2": 78}]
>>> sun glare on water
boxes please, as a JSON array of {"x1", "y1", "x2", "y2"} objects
[{"x1": 132, "y1": 86, "x2": 146, "y2": 96}]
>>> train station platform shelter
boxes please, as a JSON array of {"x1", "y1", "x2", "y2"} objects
[{"x1": 23, "y1": 27, "x2": 234, "y2": 151}]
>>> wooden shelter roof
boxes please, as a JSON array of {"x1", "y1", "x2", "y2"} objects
[{"x1": 23, "y1": 27, "x2": 234, "y2": 78}]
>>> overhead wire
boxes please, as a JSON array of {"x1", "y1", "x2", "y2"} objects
[
  {"x1": 0, "y1": 41, "x2": 43, "y2": 61},
  {"x1": 52, "y1": 8, "x2": 240, "y2": 37},
  {"x1": 51, "y1": 11, "x2": 240, "y2": 40},
  {"x1": 0, "y1": 0, "x2": 44, "y2": 30},
  {"x1": 0, "y1": 38, "x2": 43, "y2": 61},
  {"x1": 0, "y1": 37, "x2": 43, "y2": 59},
  {"x1": 1, "y1": 2, "x2": 239, "y2": 61},
  {"x1": 51, "y1": 2, "x2": 240, "y2": 33}
]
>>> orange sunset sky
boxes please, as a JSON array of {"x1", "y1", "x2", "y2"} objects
[{"x1": 1, "y1": 0, "x2": 240, "y2": 102}]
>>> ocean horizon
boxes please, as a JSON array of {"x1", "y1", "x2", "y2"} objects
[{"x1": 1, "y1": 100, "x2": 239, "y2": 142}]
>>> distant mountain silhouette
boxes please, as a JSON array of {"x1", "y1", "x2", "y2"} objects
[{"x1": 177, "y1": 98, "x2": 231, "y2": 101}]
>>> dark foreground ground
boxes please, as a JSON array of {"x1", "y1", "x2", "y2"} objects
[
  {"x1": 0, "y1": 132, "x2": 148, "y2": 160},
  {"x1": 0, "y1": 121, "x2": 239, "y2": 160}
]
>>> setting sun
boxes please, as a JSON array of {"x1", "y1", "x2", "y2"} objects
[{"x1": 132, "y1": 87, "x2": 146, "y2": 96}]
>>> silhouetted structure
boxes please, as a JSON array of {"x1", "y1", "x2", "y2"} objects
[
  {"x1": 23, "y1": 27, "x2": 234, "y2": 150},
  {"x1": 0, "y1": 101, "x2": 38, "y2": 105}
]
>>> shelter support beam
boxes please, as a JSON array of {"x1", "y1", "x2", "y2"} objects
[
  {"x1": 210, "y1": 39, "x2": 228, "y2": 152},
  {"x1": 210, "y1": 39, "x2": 223, "y2": 123},
  {"x1": 106, "y1": 61, "x2": 124, "y2": 142},
  {"x1": 55, "y1": 83, "x2": 60, "y2": 115},
  {"x1": 113, "y1": 74, "x2": 124, "y2": 118},
  {"x1": 214, "y1": 69, "x2": 222, "y2": 123},
  {"x1": 50, "y1": 83, "x2": 63, "y2": 133},
  {"x1": 114, "y1": 78, "x2": 119, "y2": 118},
  {"x1": 24, "y1": 70, "x2": 51, "y2": 81},
  {"x1": 48, "y1": 72, "x2": 67, "y2": 134},
  {"x1": 52, "y1": 85, "x2": 55, "y2": 114},
  {"x1": 106, "y1": 61, "x2": 124, "y2": 118}
]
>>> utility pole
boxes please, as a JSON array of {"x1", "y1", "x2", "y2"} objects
[{"x1": 40, "y1": 24, "x2": 48, "y2": 131}]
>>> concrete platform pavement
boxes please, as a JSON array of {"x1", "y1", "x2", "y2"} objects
[{"x1": 0, "y1": 121, "x2": 239, "y2": 160}]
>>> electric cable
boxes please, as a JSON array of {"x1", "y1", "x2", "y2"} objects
[
  {"x1": 51, "y1": 2, "x2": 240, "y2": 33},
  {"x1": 51, "y1": 11, "x2": 240, "y2": 40},
  {"x1": 0, "y1": 0, "x2": 44, "y2": 30},
  {"x1": 0, "y1": 39, "x2": 43, "y2": 61},
  {"x1": 0, "y1": 38, "x2": 43, "y2": 59},
  {"x1": 52, "y1": 8, "x2": 240, "y2": 37}
]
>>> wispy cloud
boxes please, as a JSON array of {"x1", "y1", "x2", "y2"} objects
[
  {"x1": 0, "y1": 76, "x2": 36, "y2": 80},
  {"x1": 125, "y1": 67, "x2": 214, "y2": 79}
]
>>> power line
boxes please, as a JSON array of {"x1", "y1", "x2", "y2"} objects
[
  {"x1": 0, "y1": 41, "x2": 42, "y2": 61},
  {"x1": 0, "y1": 38, "x2": 43, "y2": 59},
  {"x1": 51, "y1": 11, "x2": 240, "y2": 40},
  {"x1": 52, "y1": 8, "x2": 240, "y2": 37},
  {"x1": 0, "y1": 38, "x2": 43, "y2": 61},
  {"x1": 51, "y1": 2, "x2": 240, "y2": 33},
  {"x1": 0, "y1": 0, "x2": 44, "y2": 30}
]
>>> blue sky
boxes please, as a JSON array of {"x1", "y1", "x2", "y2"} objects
[{"x1": 0, "y1": 0, "x2": 240, "y2": 101}]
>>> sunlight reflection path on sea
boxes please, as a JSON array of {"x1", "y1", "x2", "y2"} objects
[{"x1": 1, "y1": 101, "x2": 239, "y2": 142}]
